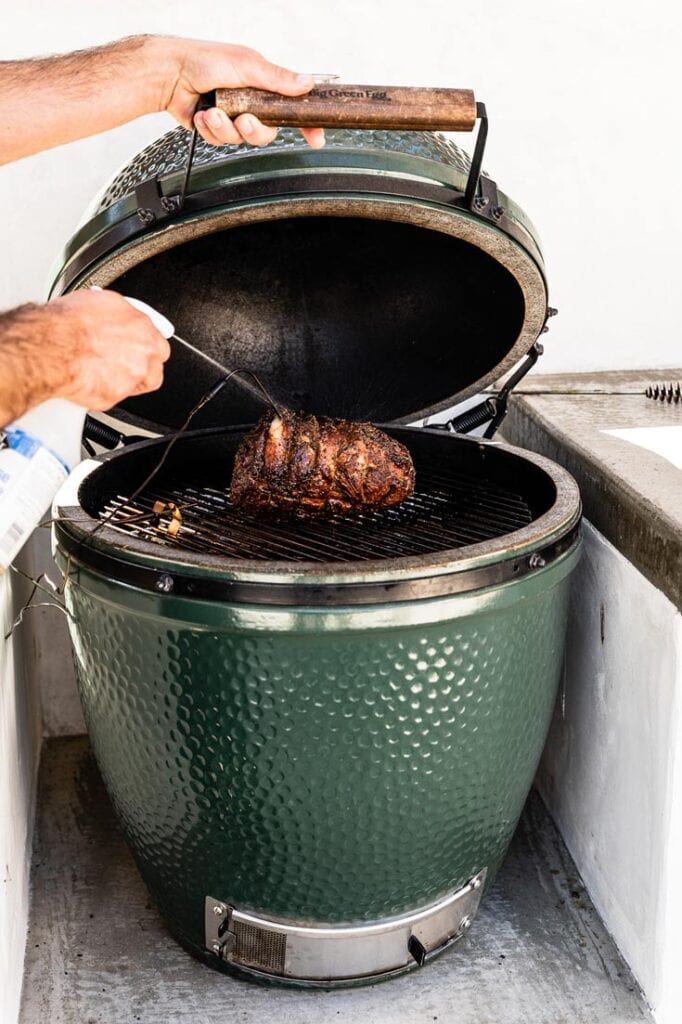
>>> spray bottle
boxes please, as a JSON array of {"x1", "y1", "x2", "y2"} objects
[{"x1": 0, "y1": 295, "x2": 174, "y2": 572}]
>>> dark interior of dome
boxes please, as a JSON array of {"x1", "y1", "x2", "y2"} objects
[{"x1": 111, "y1": 216, "x2": 526, "y2": 430}]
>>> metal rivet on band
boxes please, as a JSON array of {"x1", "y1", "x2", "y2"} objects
[
  {"x1": 155, "y1": 573, "x2": 174, "y2": 593},
  {"x1": 136, "y1": 208, "x2": 156, "y2": 225}
]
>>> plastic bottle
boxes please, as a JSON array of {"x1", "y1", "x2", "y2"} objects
[{"x1": 0, "y1": 295, "x2": 174, "y2": 572}]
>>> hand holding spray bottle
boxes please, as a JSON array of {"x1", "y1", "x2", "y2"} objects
[{"x1": 0, "y1": 294, "x2": 174, "y2": 572}]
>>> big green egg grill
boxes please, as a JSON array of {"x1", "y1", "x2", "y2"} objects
[{"x1": 50, "y1": 91, "x2": 581, "y2": 986}]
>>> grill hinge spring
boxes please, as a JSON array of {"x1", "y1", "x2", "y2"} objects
[{"x1": 645, "y1": 381, "x2": 682, "y2": 404}]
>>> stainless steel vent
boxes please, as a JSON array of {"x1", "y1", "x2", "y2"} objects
[
  {"x1": 205, "y1": 869, "x2": 486, "y2": 985},
  {"x1": 233, "y1": 920, "x2": 287, "y2": 974}
]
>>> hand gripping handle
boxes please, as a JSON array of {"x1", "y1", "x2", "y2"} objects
[{"x1": 214, "y1": 85, "x2": 477, "y2": 132}]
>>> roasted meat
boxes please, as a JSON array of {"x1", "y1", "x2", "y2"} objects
[{"x1": 231, "y1": 409, "x2": 415, "y2": 516}]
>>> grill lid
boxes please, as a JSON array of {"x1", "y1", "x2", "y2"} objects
[{"x1": 49, "y1": 126, "x2": 549, "y2": 432}]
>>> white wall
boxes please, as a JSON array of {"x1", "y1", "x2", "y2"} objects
[
  {"x1": 0, "y1": 0, "x2": 681, "y2": 374},
  {"x1": 537, "y1": 521, "x2": 682, "y2": 1024}
]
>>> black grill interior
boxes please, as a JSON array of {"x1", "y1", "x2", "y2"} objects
[
  {"x1": 110, "y1": 216, "x2": 526, "y2": 431},
  {"x1": 78, "y1": 428, "x2": 556, "y2": 566}
]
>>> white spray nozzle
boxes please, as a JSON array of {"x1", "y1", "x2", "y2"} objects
[
  {"x1": 89, "y1": 286, "x2": 175, "y2": 339},
  {"x1": 122, "y1": 296, "x2": 175, "y2": 339}
]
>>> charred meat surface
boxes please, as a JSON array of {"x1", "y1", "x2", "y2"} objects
[{"x1": 231, "y1": 409, "x2": 416, "y2": 516}]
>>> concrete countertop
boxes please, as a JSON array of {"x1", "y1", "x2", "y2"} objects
[{"x1": 504, "y1": 368, "x2": 682, "y2": 611}]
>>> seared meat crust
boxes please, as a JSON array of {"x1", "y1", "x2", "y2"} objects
[{"x1": 231, "y1": 409, "x2": 415, "y2": 516}]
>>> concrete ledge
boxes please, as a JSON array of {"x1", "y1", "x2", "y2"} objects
[
  {"x1": 505, "y1": 369, "x2": 682, "y2": 611},
  {"x1": 505, "y1": 369, "x2": 682, "y2": 1023}
]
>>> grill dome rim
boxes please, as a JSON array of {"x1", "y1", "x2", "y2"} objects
[{"x1": 51, "y1": 195, "x2": 547, "y2": 428}]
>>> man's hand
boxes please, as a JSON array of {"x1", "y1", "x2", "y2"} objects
[
  {"x1": 0, "y1": 35, "x2": 324, "y2": 165},
  {"x1": 0, "y1": 291, "x2": 171, "y2": 426},
  {"x1": 158, "y1": 39, "x2": 325, "y2": 150}
]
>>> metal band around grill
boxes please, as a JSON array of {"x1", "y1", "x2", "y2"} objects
[
  {"x1": 54, "y1": 518, "x2": 580, "y2": 605},
  {"x1": 205, "y1": 869, "x2": 485, "y2": 983}
]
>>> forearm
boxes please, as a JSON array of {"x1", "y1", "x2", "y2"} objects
[
  {"x1": 0, "y1": 305, "x2": 62, "y2": 424},
  {"x1": 0, "y1": 35, "x2": 177, "y2": 165}
]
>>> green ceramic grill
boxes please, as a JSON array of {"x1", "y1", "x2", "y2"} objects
[{"x1": 51, "y1": 88, "x2": 581, "y2": 986}]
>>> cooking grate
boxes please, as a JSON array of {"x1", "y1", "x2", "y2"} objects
[{"x1": 96, "y1": 460, "x2": 533, "y2": 563}]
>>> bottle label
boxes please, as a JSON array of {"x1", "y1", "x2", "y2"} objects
[{"x1": 0, "y1": 429, "x2": 69, "y2": 571}]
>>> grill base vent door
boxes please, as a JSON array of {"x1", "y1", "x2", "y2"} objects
[{"x1": 205, "y1": 869, "x2": 486, "y2": 984}]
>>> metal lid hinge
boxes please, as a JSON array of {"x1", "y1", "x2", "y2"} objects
[{"x1": 434, "y1": 338, "x2": 546, "y2": 439}]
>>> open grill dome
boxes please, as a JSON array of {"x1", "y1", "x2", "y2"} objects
[{"x1": 50, "y1": 127, "x2": 548, "y2": 433}]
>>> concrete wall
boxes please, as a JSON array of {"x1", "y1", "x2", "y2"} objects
[
  {"x1": 537, "y1": 521, "x2": 682, "y2": 1024},
  {"x1": 0, "y1": 564, "x2": 43, "y2": 1024},
  {"x1": 23, "y1": 532, "x2": 85, "y2": 738}
]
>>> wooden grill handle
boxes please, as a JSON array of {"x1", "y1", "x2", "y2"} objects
[{"x1": 214, "y1": 85, "x2": 477, "y2": 132}]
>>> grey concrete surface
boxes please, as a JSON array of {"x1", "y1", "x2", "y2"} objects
[
  {"x1": 20, "y1": 738, "x2": 651, "y2": 1024},
  {"x1": 505, "y1": 369, "x2": 682, "y2": 612},
  {"x1": 503, "y1": 367, "x2": 682, "y2": 394}
]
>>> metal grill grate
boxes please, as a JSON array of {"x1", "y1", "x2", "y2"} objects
[{"x1": 96, "y1": 460, "x2": 533, "y2": 563}]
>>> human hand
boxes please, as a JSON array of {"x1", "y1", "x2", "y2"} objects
[
  {"x1": 0, "y1": 290, "x2": 172, "y2": 425},
  {"x1": 0, "y1": 290, "x2": 173, "y2": 425},
  {"x1": 156, "y1": 38, "x2": 325, "y2": 150},
  {"x1": 48, "y1": 290, "x2": 172, "y2": 410}
]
